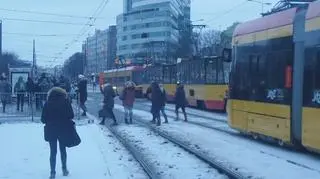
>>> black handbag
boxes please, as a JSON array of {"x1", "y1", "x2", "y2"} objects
[
  {"x1": 64, "y1": 124, "x2": 81, "y2": 148},
  {"x1": 44, "y1": 125, "x2": 49, "y2": 142}
]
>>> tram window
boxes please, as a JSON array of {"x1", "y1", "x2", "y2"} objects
[
  {"x1": 200, "y1": 62, "x2": 206, "y2": 83},
  {"x1": 190, "y1": 61, "x2": 204, "y2": 84},
  {"x1": 266, "y1": 52, "x2": 286, "y2": 89},
  {"x1": 170, "y1": 66, "x2": 177, "y2": 84},
  {"x1": 206, "y1": 59, "x2": 217, "y2": 84},
  {"x1": 217, "y1": 60, "x2": 225, "y2": 84},
  {"x1": 315, "y1": 49, "x2": 320, "y2": 89},
  {"x1": 133, "y1": 72, "x2": 143, "y2": 85},
  {"x1": 163, "y1": 67, "x2": 170, "y2": 83},
  {"x1": 180, "y1": 62, "x2": 189, "y2": 84}
]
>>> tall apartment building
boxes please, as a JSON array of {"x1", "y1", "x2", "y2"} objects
[
  {"x1": 83, "y1": 26, "x2": 117, "y2": 75},
  {"x1": 116, "y1": 0, "x2": 191, "y2": 65},
  {"x1": 107, "y1": 25, "x2": 117, "y2": 70}
]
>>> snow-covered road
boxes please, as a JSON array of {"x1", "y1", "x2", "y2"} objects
[
  {"x1": 0, "y1": 122, "x2": 147, "y2": 179},
  {"x1": 104, "y1": 123, "x2": 227, "y2": 179},
  {"x1": 112, "y1": 104, "x2": 320, "y2": 179}
]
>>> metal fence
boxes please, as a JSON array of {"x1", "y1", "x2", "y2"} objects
[{"x1": 0, "y1": 92, "x2": 81, "y2": 122}]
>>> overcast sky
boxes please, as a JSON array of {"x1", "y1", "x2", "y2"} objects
[{"x1": 1, "y1": 0, "x2": 279, "y2": 67}]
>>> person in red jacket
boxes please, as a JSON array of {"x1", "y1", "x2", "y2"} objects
[{"x1": 120, "y1": 81, "x2": 136, "y2": 124}]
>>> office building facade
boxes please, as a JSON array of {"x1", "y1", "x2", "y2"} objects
[{"x1": 117, "y1": 0, "x2": 191, "y2": 64}]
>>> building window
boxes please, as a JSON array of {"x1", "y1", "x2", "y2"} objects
[
  {"x1": 122, "y1": 36, "x2": 127, "y2": 41},
  {"x1": 119, "y1": 45, "x2": 128, "y2": 50}
]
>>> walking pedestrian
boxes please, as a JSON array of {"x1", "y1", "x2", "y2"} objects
[
  {"x1": 0, "y1": 76, "x2": 11, "y2": 113},
  {"x1": 39, "y1": 73, "x2": 53, "y2": 109},
  {"x1": 77, "y1": 75, "x2": 87, "y2": 116},
  {"x1": 14, "y1": 76, "x2": 26, "y2": 112},
  {"x1": 120, "y1": 81, "x2": 135, "y2": 124},
  {"x1": 145, "y1": 83, "x2": 155, "y2": 123},
  {"x1": 99, "y1": 83, "x2": 117, "y2": 125},
  {"x1": 175, "y1": 82, "x2": 188, "y2": 122},
  {"x1": 159, "y1": 83, "x2": 168, "y2": 123},
  {"x1": 58, "y1": 75, "x2": 71, "y2": 93},
  {"x1": 26, "y1": 77, "x2": 35, "y2": 105},
  {"x1": 150, "y1": 82, "x2": 163, "y2": 126},
  {"x1": 41, "y1": 87, "x2": 75, "y2": 179}
]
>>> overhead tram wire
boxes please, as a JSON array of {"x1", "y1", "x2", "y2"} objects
[
  {"x1": 2, "y1": 17, "x2": 94, "y2": 26},
  {"x1": 204, "y1": 0, "x2": 248, "y2": 24},
  {"x1": 0, "y1": 7, "x2": 105, "y2": 19},
  {"x1": 3, "y1": 32, "x2": 78, "y2": 37},
  {"x1": 52, "y1": 0, "x2": 110, "y2": 64}
]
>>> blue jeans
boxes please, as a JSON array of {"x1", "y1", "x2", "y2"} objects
[
  {"x1": 124, "y1": 106, "x2": 133, "y2": 120},
  {"x1": 161, "y1": 107, "x2": 168, "y2": 122}
]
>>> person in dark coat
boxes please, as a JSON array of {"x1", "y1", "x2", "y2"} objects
[
  {"x1": 39, "y1": 74, "x2": 53, "y2": 109},
  {"x1": 26, "y1": 77, "x2": 34, "y2": 105},
  {"x1": 175, "y1": 82, "x2": 188, "y2": 121},
  {"x1": 26, "y1": 77, "x2": 35, "y2": 93},
  {"x1": 120, "y1": 81, "x2": 136, "y2": 124},
  {"x1": 14, "y1": 76, "x2": 26, "y2": 112},
  {"x1": 159, "y1": 83, "x2": 168, "y2": 123},
  {"x1": 59, "y1": 75, "x2": 71, "y2": 93},
  {"x1": 0, "y1": 76, "x2": 11, "y2": 113},
  {"x1": 150, "y1": 82, "x2": 163, "y2": 126},
  {"x1": 99, "y1": 83, "x2": 117, "y2": 125},
  {"x1": 41, "y1": 87, "x2": 74, "y2": 179},
  {"x1": 77, "y1": 75, "x2": 87, "y2": 116}
]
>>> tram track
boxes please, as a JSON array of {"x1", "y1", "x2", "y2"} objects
[
  {"x1": 86, "y1": 113, "x2": 160, "y2": 179},
  {"x1": 133, "y1": 102, "x2": 238, "y2": 136},
  {"x1": 137, "y1": 102, "x2": 228, "y2": 124},
  {"x1": 87, "y1": 112, "x2": 232, "y2": 179},
  {"x1": 133, "y1": 118, "x2": 247, "y2": 179}
]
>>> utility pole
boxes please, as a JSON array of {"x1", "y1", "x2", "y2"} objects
[
  {"x1": 95, "y1": 30, "x2": 98, "y2": 75},
  {"x1": 0, "y1": 21, "x2": 2, "y2": 61},
  {"x1": 32, "y1": 39, "x2": 36, "y2": 79}
]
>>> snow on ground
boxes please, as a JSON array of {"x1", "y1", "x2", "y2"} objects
[
  {"x1": 114, "y1": 104, "x2": 320, "y2": 179},
  {"x1": 0, "y1": 121, "x2": 147, "y2": 179},
  {"x1": 138, "y1": 99, "x2": 227, "y2": 121},
  {"x1": 110, "y1": 124, "x2": 227, "y2": 179},
  {"x1": 135, "y1": 102, "x2": 231, "y2": 131},
  {"x1": 86, "y1": 110, "x2": 227, "y2": 179}
]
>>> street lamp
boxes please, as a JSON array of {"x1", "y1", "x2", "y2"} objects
[{"x1": 248, "y1": 0, "x2": 272, "y2": 14}]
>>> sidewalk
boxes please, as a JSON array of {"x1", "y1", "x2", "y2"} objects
[{"x1": 0, "y1": 120, "x2": 146, "y2": 179}]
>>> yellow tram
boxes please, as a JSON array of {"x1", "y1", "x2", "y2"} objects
[
  {"x1": 102, "y1": 66, "x2": 145, "y2": 97},
  {"x1": 228, "y1": 1, "x2": 320, "y2": 152},
  {"x1": 143, "y1": 56, "x2": 229, "y2": 111}
]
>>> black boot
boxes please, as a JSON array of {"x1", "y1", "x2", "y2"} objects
[
  {"x1": 157, "y1": 118, "x2": 161, "y2": 126},
  {"x1": 175, "y1": 112, "x2": 179, "y2": 121},
  {"x1": 125, "y1": 118, "x2": 129, "y2": 124},
  {"x1": 81, "y1": 111, "x2": 86, "y2": 116},
  {"x1": 129, "y1": 117, "x2": 133, "y2": 124},
  {"x1": 164, "y1": 116, "x2": 168, "y2": 123},
  {"x1": 99, "y1": 118, "x2": 105, "y2": 125},
  {"x1": 112, "y1": 121, "x2": 118, "y2": 126},
  {"x1": 62, "y1": 168, "x2": 69, "y2": 176},
  {"x1": 49, "y1": 171, "x2": 56, "y2": 179},
  {"x1": 184, "y1": 113, "x2": 188, "y2": 122}
]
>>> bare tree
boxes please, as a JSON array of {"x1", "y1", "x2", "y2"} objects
[{"x1": 199, "y1": 29, "x2": 221, "y2": 56}]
